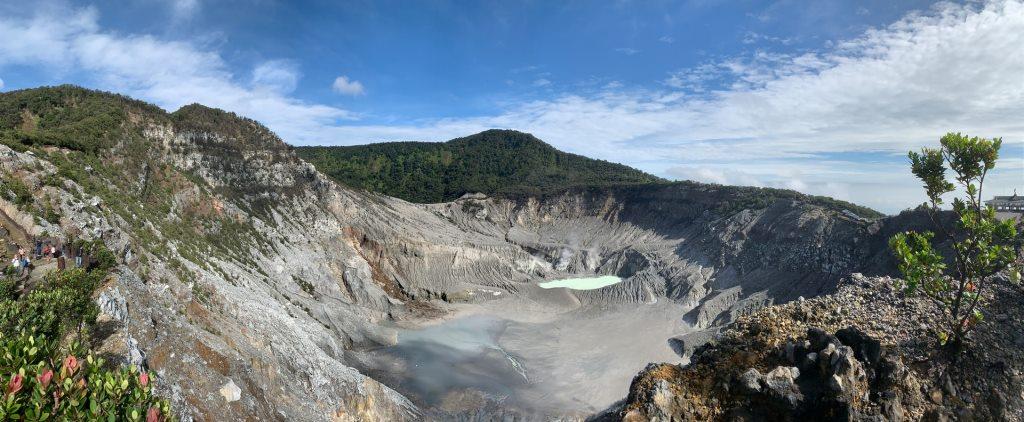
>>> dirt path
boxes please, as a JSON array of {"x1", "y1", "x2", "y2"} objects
[
  {"x1": 0, "y1": 206, "x2": 32, "y2": 251},
  {"x1": 0, "y1": 206, "x2": 46, "y2": 293}
]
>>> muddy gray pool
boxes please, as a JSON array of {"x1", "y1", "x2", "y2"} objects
[{"x1": 350, "y1": 301, "x2": 691, "y2": 418}]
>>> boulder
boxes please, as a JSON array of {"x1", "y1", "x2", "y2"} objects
[
  {"x1": 764, "y1": 366, "x2": 803, "y2": 409},
  {"x1": 836, "y1": 326, "x2": 882, "y2": 365}
]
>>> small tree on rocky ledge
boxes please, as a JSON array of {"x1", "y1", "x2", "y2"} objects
[{"x1": 890, "y1": 132, "x2": 1018, "y2": 352}]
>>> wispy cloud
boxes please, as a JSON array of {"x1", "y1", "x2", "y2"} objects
[
  {"x1": 318, "y1": 0, "x2": 1024, "y2": 212},
  {"x1": 664, "y1": 63, "x2": 719, "y2": 92},
  {"x1": 252, "y1": 60, "x2": 299, "y2": 94},
  {"x1": 741, "y1": 31, "x2": 795, "y2": 45},
  {"x1": 332, "y1": 75, "x2": 365, "y2": 96},
  {"x1": 1, "y1": 1, "x2": 1021, "y2": 213},
  {"x1": 614, "y1": 47, "x2": 640, "y2": 55},
  {"x1": 510, "y1": 65, "x2": 541, "y2": 74},
  {"x1": 170, "y1": 0, "x2": 200, "y2": 21},
  {"x1": 532, "y1": 78, "x2": 551, "y2": 87},
  {"x1": 0, "y1": 5, "x2": 357, "y2": 144},
  {"x1": 666, "y1": 50, "x2": 833, "y2": 92},
  {"x1": 658, "y1": 36, "x2": 674, "y2": 43},
  {"x1": 747, "y1": 11, "x2": 772, "y2": 23}
]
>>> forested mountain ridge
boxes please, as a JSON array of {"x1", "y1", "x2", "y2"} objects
[
  {"x1": 296, "y1": 129, "x2": 884, "y2": 219},
  {"x1": 294, "y1": 129, "x2": 664, "y2": 203}
]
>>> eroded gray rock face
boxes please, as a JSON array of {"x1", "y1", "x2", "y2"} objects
[
  {"x1": 429, "y1": 187, "x2": 894, "y2": 323},
  {"x1": 0, "y1": 107, "x2": 909, "y2": 420}
]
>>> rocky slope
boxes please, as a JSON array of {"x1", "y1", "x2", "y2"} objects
[
  {"x1": 0, "y1": 86, "x2": 930, "y2": 420},
  {"x1": 436, "y1": 185, "x2": 897, "y2": 321},
  {"x1": 608, "y1": 274, "x2": 1024, "y2": 421}
]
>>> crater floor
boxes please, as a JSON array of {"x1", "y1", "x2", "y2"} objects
[{"x1": 348, "y1": 287, "x2": 692, "y2": 418}]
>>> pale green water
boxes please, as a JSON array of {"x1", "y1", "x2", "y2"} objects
[{"x1": 538, "y1": 275, "x2": 623, "y2": 290}]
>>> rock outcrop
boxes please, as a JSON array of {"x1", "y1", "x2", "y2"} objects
[{"x1": 609, "y1": 275, "x2": 1024, "y2": 421}]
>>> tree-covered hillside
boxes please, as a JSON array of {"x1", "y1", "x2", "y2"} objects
[
  {"x1": 0, "y1": 84, "x2": 166, "y2": 153},
  {"x1": 295, "y1": 129, "x2": 665, "y2": 203},
  {"x1": 296, "y1": 129, "x2": 884, "y2": 219}
]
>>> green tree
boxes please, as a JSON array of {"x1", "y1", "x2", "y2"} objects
[{"x1": 890, "y1": 132, "x2": 1018, "y2": 351}]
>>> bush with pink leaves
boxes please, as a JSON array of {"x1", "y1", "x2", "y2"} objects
[{"x1": 1, "y1": 331, "x2": 172, "y2": 420}]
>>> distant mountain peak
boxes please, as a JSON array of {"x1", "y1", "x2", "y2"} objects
[{"x1": 296, "y1": 131, "x2": 663, "y2": 203}]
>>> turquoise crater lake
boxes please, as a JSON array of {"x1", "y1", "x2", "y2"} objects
[{"x1": 537, "y1": 275, "x2": 623, "y2": 290}]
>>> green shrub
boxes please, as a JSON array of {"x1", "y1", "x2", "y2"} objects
[
  {"x1": 296, "y1": 130, "x2": 884, "y2": 218},
  {"x1": 40, "y1": 199, "x2": 61, "y2": 224},
  {"x1": 0, "y1": 130, "x2": 35, "y2": 153},
  {"x1": 41, "y1": 173, "x2": 63, "y2": 188},
  {"x1": 91, "y1": 245, "x2": 118, "y2": 272},
  {"x1": 0, "y1": 268, "x2": 105, "y2": 340},
  {"x1": 0, "y1": 331, "x2": 172, "y2": 420},
  {"x1": 294, "y1": 276, "x2": 315, "y2": 295},
  {"x1": 1, "y1": 173, "x2": 33, "y2": 206},
  {"x1": 0, "y1": 262, "x2": 175, "y2": 419},
  {"x1": 0, "y1": 276, "x2": 14, "y2": 302},
  {"x1": 190, "y1": 282, "x2": 212, "y2": 306},
  {"x1": 68, "y1": 240, "x2": 119, "y2": 272},
  {"x1": 890, "y1": 132, "x2": 1018, "y2": 350}
]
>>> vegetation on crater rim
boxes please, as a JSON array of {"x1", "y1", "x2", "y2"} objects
[
  {"x1": 0, "y1": 261, "x2": 172, "y2": 420},
  {"x1": 296, "y1": 129, "x2": 664, "y2": 203},
  {"x1": 298, "y1": 129, "x2": 884, "y2": 218},
  {"x1": 890, "y1": 132, "x2": 1020, "y2": 352}
]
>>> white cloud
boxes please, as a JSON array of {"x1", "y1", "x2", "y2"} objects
[
  {"x1": 667, "y1": 50, "x2": 833, "y2": 92},
  {"x1": 532, "y1": 78, "x2": 551, "y2": 87},
  {"x1": 741, "y1": 31, "x2": 795, "y2": 45},
  {"x1": 332, "y1": 75, "x2": 365, "y2": 96},
  {"x1": 170, "y1": 0, "x2": 200, "y2": 20},
  {"x1": 664, "y1": 161, "x2": 892, "y2": 207},
  {"x1": 1, "y1": 1, "x2": 1022, "y2": 213},
  {"x1": 0, "y1": 5, "x2": 99, "y2": 71},
  {"x1": 251, "y1": 60, "x2": 299, "y2": 94},
  {"x1": 664, "y1": 63, "x2": 719, "y2": 91},
  {"x1": 0, "y1": 5, "x2": 356, "y2": 145},
  {"x1": 0, "y1": 77, "x2": 4, "y2": 90},
  {"x1": 614, "y1": 47, "x2": 639, "y2": 55},
  {"x1": 315, "y1": 0, "x2": 1024, "y2": 213},
  {"x1": 510, "y1": 65, "x2": 540, "y2": 74},
  {"x1": 747, "y1": 11, "x2": 773, "y2": 23},
  {"x1": 658, "y1": 36, "x2": 674, "y2": 43}
]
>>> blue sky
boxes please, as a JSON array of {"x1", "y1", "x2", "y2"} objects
[
  {"x1": 46, "y1": 0, "x2": 936, "y2": 120},
  {"x1": 0, "y1": 0, "x2": 1022, "y2": 213}
]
